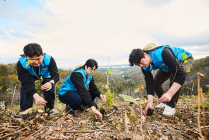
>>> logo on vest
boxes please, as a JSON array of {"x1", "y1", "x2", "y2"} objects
[{"x1": 42, "y1": 68, "x2": 48, "y2": 70}]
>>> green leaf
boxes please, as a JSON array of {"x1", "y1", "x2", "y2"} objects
[
  {"x1": 26, "y1": 60, "x2": 35, "y2": 67},
  {"x1": 182, "y1": 53, "x2": 188, "y2": 61},
  {"x1": 40, "y1": 76, "x2": 43, "y2": 82},
  {"x1": 106, "y1": 69, "x2": 112, "y2": 74},
  {"x1": 184, "y1": 60, "x2": 188, "y2": 64},
  {"x1": 187, "y1": 67, "x2": 191, "y2": 73},
  {"x1": 119, "y1": 94, "x2": 139, "y2": 105}
]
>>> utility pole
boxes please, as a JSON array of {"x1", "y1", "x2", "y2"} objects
[{"x1": 107, "y1": 55, "x2": 109, "y2": 90}]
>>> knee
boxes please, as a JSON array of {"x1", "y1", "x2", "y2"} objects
[{"x1": 73, "y1": 98, "x2": 82, "y2": 105}]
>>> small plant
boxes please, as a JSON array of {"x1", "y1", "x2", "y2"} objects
[
  {"x1": 2, "y1": 114, "x2": 6, "y2": 120},
  {"x1": 26, "y1": 60, "x2": 35, "y2": 67},
  {"x1": 6, "y1": 88, "x2": 13, "y2": 105},
  {"x1": 100, "y1": 69, "x2": 115, "y2": 111},
  {"x1": 105, "y1": 88, "x2": 114, "y2": 109},
  {"x1": 6, "y1": 88, "x2": 12, "y2": 95},
  {"x1": 99, "y1": 106, "x2": 106, "y2": 116},
  {"x1": 190, "y1": 102, "x2": 209, "y2": 109},
  {"x1": 146, "y1": 108, "x2": 154, "y2": 116},
  {"x1": 46, "y1": 108, "x2": 50, "y2": 116}
]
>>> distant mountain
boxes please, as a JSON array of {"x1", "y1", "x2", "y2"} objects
[{"x1": 97, "y1": 64, "x2": 139, "y2": 73}]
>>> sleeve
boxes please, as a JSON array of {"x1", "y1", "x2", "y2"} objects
[
  {"x1": 141, "y1": 68, "x2": 155, "y2": 96},
  {"x1": 48, "y1": 57, "x2": 59, "y2": 84},
  {"x1": 70, "y1": 72, "x2": 94, "y2": 108},
  {"x1": 162, "y1": 47, "x2": 186, "y2": 85},
  {"x1": 16, "y1": 61, "x2": 37, "y2": 96},
  {"x1": 89, "y1": 77, "x2": 101, "y2": 98}
]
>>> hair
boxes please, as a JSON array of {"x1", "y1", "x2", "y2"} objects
[
  {"x1": 129, "y1": 48, "x2": 145, "y2": 66},
  {"x1": 74, "y1": 59, "x2": 98, "y2": 71},
  {"x1": 23, "y1": 43, "x2": 43, "y2": 57}
]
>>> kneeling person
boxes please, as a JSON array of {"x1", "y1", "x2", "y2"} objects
[{"x1": 59, "y1": 59, "x2": 106, "y2": 120}]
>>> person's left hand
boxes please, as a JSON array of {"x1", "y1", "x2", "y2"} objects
[
  {"x1": 158, "y1": 92, "x2": 173, "y2": 103},
  {"x1": 100, "y1": 94, "x2": 107, "y2": 102},
  {"x1": 41, "y1": 82, "x2": 52, "y2": 91}
]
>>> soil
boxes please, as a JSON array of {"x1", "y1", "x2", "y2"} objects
[{"x1": 0, "y1": 97, "x2": 208, "y2": 140}]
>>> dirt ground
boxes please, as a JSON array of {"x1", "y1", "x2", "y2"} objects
[{"x1": 0, "y1": 96, "x2": 208, "y2": 140}]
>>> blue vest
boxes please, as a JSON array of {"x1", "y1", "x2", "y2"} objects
[
  {"x1": 19, "y1": 54, "x2": 51, "y2": 78},
  {"x1": 143, "y1": 45, "x2": 192, "y2": 72},
  {"x1": 59, "y1": 69, "x2": 92, "y2": 95}
]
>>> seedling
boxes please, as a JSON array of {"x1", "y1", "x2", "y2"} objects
[
  {"x1": 26, "y1": 60, "x2": 35, "y2": 67},
  {"x1": 99, "y1": 106, "x2": 106, "y2": 116},
  {"x1": 146, "y1": 108, "x2": 154, "y2": 116}
]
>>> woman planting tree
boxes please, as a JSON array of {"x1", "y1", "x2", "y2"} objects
[{"x1": 59, "y1": 59, "x2": 106, "y2": 120}]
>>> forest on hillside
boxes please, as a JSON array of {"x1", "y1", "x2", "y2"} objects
[
  {"x1": 1, "y1": 56, "x2": 209, "y2": 106},
  {"x1": 0, "y1": 64, "x2": 135, "y2": 106}
]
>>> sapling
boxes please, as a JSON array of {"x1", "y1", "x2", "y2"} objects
[{"x1": 146, "y1": 108, "x2": 154, "y2": 116}]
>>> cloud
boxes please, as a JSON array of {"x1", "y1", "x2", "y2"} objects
[
  {"x1": 1, "y1": 0, "x2": 209, "y2": 68},
  {"x1": 130, "y1": 0, "x2": 172, "y2": 8},
  {"x1": 153, "y1": 30, "x2": 209, "y2": 47}
]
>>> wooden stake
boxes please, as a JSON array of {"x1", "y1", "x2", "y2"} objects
[
  {"x1": 197, "y1": 72, "x2": 205, "y2": 140},
  {"x1": 200, "y1": 88, "x2": 207, "y2": 140}
]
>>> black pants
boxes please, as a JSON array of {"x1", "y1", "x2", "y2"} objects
[
  {"x1": 20, "y1": 77, "x2": 55, "y2": 111},
  {"x1": 59, "y1": 90, "x2": 96, "y2": 110},
  {"x1": 154, "y1": 56, "x2": 194, "y2": 108}
]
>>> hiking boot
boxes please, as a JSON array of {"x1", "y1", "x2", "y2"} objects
[
  {"x1": 50, "y1": 108, "x2": 59, "y2": 114},
  {"x1": 162, "y1": 105, "x2": 176, "y2": 117},
  {"x1": 155, "y1": 103, "x2": 166, "y2": 109},
  {"x1": 65, "y1": 105, "x2": 78, "y2": 117},
  {"x1": 78, "y1": 104, "x2": 89, "y2": 112}
]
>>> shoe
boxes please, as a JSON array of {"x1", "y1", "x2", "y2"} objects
[
  {"x1": 65, "y1": 105, "x2": 78, "y2": 117},
  {"x1": 155, "y1": 103, "x2": 166, "y2": 109},
  {"x1": 50, "y1": 109, "x2": 59, "y2": 114},
  {"x1": 78, "y1": 104, "x2": 89, "y2": 112},
  {"x1": 19, "y1": 111, "x2": 23, "y2": 116},
  {"x1": 162, "y1": 105, "x2": 176, "y2": 117}
]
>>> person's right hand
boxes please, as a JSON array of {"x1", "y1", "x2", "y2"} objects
[
  {"x1": 33, "y1": 93, "x2": 47, "y2": 105},
  {"x1": 91, "y1": 106, "x2": 103, "y2": 121},
  {"x1": 145, "y1": 100, "x2": 153, "y2": 115}
]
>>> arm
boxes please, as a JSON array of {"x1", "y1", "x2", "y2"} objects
[
  {"x1": 89, "y1": 77, "x2": 101, "y2": 98},
  {"x1": 89, "y1": 77, "x2": 106, "y2": 102},
  {"x1": 141, "y1": 68, "x2": 155, "y2": 113},
  {"x1": 41, "y1": 57, "x2": 59, "y2": 91},
  {"x1": 141, "y1": 68, "x2": 154, "y2": 97}
]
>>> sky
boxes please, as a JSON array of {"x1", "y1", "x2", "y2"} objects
[{"x1": 0, "y1": 0, "x2": 209, "y2": 69}]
